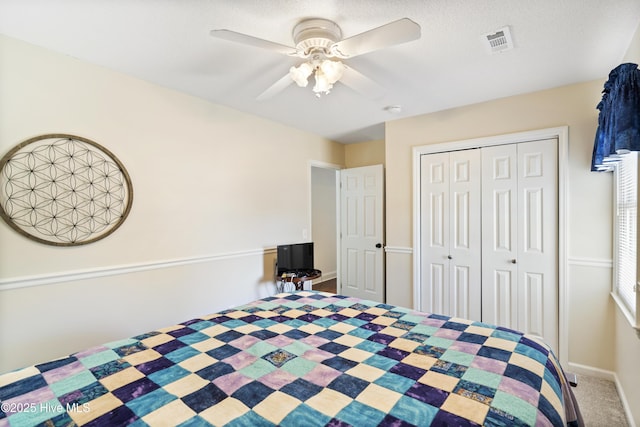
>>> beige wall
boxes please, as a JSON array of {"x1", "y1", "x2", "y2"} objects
[
  {"x1": 344, "y1": 139, "x2": 385, "y2": 168},
  {"x1": 0, "y1": 35, "x2": 344, "y2": 372}
]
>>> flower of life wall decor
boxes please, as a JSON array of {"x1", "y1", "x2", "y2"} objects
[{"x1": 0, "y1": 134, "x2": 133, "y2": 246}]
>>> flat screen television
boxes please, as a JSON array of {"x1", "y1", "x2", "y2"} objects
[{"x1": 277, "y1": 242, "x2": 314, "y2": 275}]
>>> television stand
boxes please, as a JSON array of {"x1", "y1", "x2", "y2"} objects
[{"x1": 276, "y1": 269, "x2": 322, "y2": 292}]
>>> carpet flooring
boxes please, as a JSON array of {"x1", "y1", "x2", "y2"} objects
[{"x1": 571, "y1": 374, "x2": 629, "y2": 426}]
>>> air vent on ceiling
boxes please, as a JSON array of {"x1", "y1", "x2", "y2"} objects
[{"x1": 483, "y1": 26, "x2": 514, "y2": 54}]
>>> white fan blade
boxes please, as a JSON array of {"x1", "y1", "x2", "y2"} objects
[
  {"x1": 256, "y1": 73, "x2": 294, "y2": 101},
  {"x1": 210, "y1": 29, "x2": 297, "y2": 56},
  {"x1": 339, "y1": 65, "x2": 385, "y2": 98},
  {"x1": 331, "y1": 18, "x2": 421, "y2": 58}
]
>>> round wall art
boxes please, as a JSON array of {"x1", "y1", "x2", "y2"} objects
[{"x1": 0, "y1": 134, "x2": 133, "y2": 246}]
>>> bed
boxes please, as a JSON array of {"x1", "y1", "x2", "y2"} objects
[{"x1": 0, "y1": 291, "x2": 582, "y2": 426}]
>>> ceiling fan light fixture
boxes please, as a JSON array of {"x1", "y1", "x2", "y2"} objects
[
  {"x1": 320, "y1": 59, "x2": 345, "y2": 84},
  {"x1": 289, "y1": 62, "x2": 313, "y2": 87},
  {"x1": 313, "y1": 68, "x2": 333, "y2": 95}
]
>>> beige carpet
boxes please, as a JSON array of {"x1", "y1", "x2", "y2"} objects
[{"x1": 571, "y1": 374, "x2": 628, "y2": 426}]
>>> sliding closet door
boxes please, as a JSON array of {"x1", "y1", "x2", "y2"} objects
[
  {"x1": 482, "y1": 139, "x2": 558, "y2": 350},
  {"x1": 420, "y1": 149, "x2": 481, "y2": 319}
]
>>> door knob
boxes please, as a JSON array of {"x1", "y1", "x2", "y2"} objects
[
  {"x1": 511, "y1": 259, "x2": 517, "y2": 264},
  {"x1": 447, "y1": 255, "x2": 453, "y2": 260},
  {"x1": 376, "y1": 243, "x2": 382, "y2": 248}
]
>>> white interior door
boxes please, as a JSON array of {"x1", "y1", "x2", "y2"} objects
[
  {"x1": 340, "y1": 164, "x2": 384, "y2": 301},
  {"x1": 482, "y1": 139, "x2": 558, "y2": 351},
  {"x1": 420, "y1": 150, "x2": 481, "y2": 319}
]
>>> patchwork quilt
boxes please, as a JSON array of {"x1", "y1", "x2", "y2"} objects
[{"x1": 0, "y1": 291, "x2": 580, "y2": 426}]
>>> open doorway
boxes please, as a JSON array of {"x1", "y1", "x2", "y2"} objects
[{"x1": 311, "y1": 164, "x2": 339, "y2": 291}]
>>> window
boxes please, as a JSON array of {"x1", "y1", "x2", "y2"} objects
[{"x1": 614, "y1": 151, "x2": 638, "y2": 320}]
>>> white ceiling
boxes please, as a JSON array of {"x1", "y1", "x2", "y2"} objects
[{"x1": 1, "y1": 0, "x2": 639, "y2": 143}]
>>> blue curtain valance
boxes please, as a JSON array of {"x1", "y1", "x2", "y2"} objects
[{"x1": 591, "y1": 62, "x2": 640, "y2": 171}]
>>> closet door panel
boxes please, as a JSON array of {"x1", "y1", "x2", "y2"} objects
[
  {"x1": 517, "y1": 139, "x2": 558, "y2": 351},
  {"x1": 420, "y1": 150, "x2": 481, "y2": 319},
  {"x1": 420, "y1": 153, "x2": 450, "y2": 314},
  {"x1": 482, "y1": 144, "x2": 518, "y2": 330},
  {"x1": 449, "y1": 149, "x2": 481, "y2": 320}
]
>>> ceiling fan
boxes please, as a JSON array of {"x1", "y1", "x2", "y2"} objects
[{"x1": 210, "y1": 17, "x2": 421, "y2": 99}]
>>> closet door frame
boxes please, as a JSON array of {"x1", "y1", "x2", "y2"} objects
[{"x1": 412, "y1": 126, "x2": 569, "y2": 366}]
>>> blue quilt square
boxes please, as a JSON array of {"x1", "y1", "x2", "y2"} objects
[
  {"x1": 90, "y1": 359, "x2": 132, "y2": 379},
  {"x1": 0, "y1": 374, "x2": 47, "y2": 400},
  {"x1": 374, "y1": 372, "x2": 415, "y2": 394},
  {"x1": 390, "y1": 320, "x2": 417, "y2": 332},
  {"x1": 414, "y1": 344, "x2": 446, "y2": 359},
  {"x1": 457, "y1": 332, "x2": 488, "y2": 345},
  {"x1": 484, "y1": 407, "x2": 529, "y2": 426},
  {"x1": 167, "y1": 326, "x2": 197, "y2": 338},
  {"x1": 215, "y1": 330, "x2": 244, "y2": 343},
  {"x1": 177, "y1": 331, "x2": 210, "y2": 346},
  {"x1": 431, "y1": 409, "x2": 482, "y2": 426},
  {"x1": 196, "y1": 362, "x2": 235, "y2": 381},
  {"x1": 84, "y1": 404, "x2": 137, "y2": 427},
  {"x1": 377, "y1": 346, "x2": 409, "y2": 361},
  {"x1": 298, "y1": 313, "x2": 321, "y2": 323},
  {"x1": 442, "y1": 321, "x2": 468, "y2": 331},
  {"x1": 361, "y1": 322, "x2": 386, "y2": 333},
  {"x1": 35, "y1": 356, "x2": 78, "y2": 373},
  {"x1": 154, "y1": 338, "x2": 187, "y2": 355},
  {"x1": 519, "y1": 336, "x2": 549, "y2": 356},
  {"x1": 322, "y1": 356, "x2": 358, "y2": 372},
  {"x1": 383, "y1": 310, "x2": 406, "y2": 319},
  {"x1": 327, "y1": 374, "x2": 369, "y2": 398},
  {"x1": 238, "y1": 314, "x2": 263, "y2": 323},
  {"x1": 389, "y1": 395, "x2": 438, "y2": 426},
  {"x1": 250, "y1": 329, "x2": 278, "y2": 340},
  {"x1": 113, "y1": 342, "x2": 147, "y2": 357},
  {"x1": 283, "y1": 328, "x2": 310, "y2": 340},
  {"x1": 225, "y1": 411, "x2": 274, "y2": 427},
  {"x1": 319, "y1": 342, "x2": 349, "y2": 355},
  {"x1": 405, "y1": 382, "x2": 448, "y2": 407},
  {"x1": 315, "y1": 329, "x2": 342, "y2": 341},
  {"x1": 209, "y1": 315, "x2": 233, "y2": 324},
  {"x1": 364, "y1": 354, "x2": 398, "y2": 371},
  {"x1": 231, "y1": 381, "x2": 275, "y2": 408},
  {"x1": 378, "y1": 413, "x2": 418, "y2": 427},
  {"x1": 280, "y1": 378, "x2": 323, "y2": 401},
  {"x1": 206, "y1": 344, "x2": 241, "y2": 360},
  {"x1": 280, "y1": 403, "x2": 331, "y2": 427},
  {"x1": 390, "y1": 362, "x2": 426, "y2": 381},
  {"x1": 336, "y1": 400, "x2": 386, "y2": 425},
  {"x1": 478, "y1": 345, "x2": 511, "y2": 362},
  {"x1": 127, "y1": 388, "x2": 176, "y2": 418},
  {"x1": 312, "y1": 317, "x2": 338, "y2": 328},
  {"x1": 132, "y1": 331, "x2": 161, "y2": 340},
  {"x1": 182, "y1": 383, "x2": 227, "y2": 413},
  {"x1": 112, "y1": 377, "x2": 159, "y2": 403},
  {"x1": 431, "y1": 360, "x2": 468, "y2": 378},
  {"x1": 147, "y1": 365, "x2": 191, "y2": 387},
  {"x1": 165, "y1": 346, "x2": 200, "y2": 364},
  {"x1": 368, "y1": 333, "x2": 396, "y2": 346},
  {"x1": 135, "y1": 356, "x2": 174, "y2": 376},
  {"x1": 504, "y1": 364, "x2": 542, "y2": 391},
  {"x1": 537, "y1": 392, "x2": 564, "y2": 427}
]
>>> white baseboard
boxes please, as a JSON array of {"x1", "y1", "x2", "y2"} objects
[
  {"x1": 316, "y1": 271, "x2": 337, "y2": 282},
  {"x1": 567, "y1": 362, "x2": 636, "y2": 427}
]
